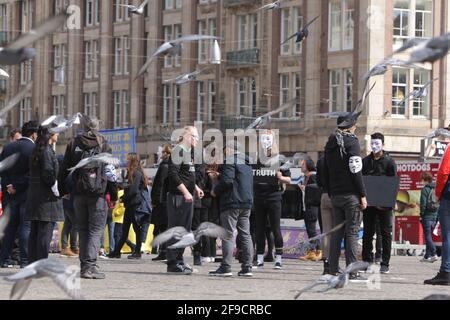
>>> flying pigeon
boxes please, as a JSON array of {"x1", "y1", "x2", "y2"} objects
[
  {"x1": 294, "y1": 261, "x2": 370, "y2": 299},
  {"x1": 425, "y1": 128, "x2": 450, "y2": 140},
  {"x1": 0, "y1": 208, "x2": 10, "y2": 240},
  {"x1": 257, "y1": 1, "x2": 282, "y2": 11},
  {"x1": 135, "y1": 34, "x2": 220, "y2": 80},
  {"x1": 67, "y1": 153, "x2": 121, "y2": 176},
  {"x1": 47, "y1": 113, "x2": 84, "y2": 134},
  {"x1": 403, "y1": 33, "x2": 450, "y2": 64},
  {"x1": 116, "y1": 0, "x2": 148, "y2": 15},
  {"x1": 362, "y1": 58, "x2": 412, "y2": 84},
  {"x1": 281, "y1": 16, "x2": 320, "y2": 46},
  {"x1": 0, "y1": 82, "x2": 33, "y2": 126},
  {"x1": 0, "y1": 13, "x2": 68, "y2": 66},
  {"x1": 244, "y1": 97, "x2": 299, "y2": 131},
  {"x1": 4, "y1": 258, "x2": 84, "y2": 300},
  {"x1": 0, "y1": 153, "x2": 20, "y2": 174},
  {"x1": 0, "y1": 68, "x2": 9, "y2": 78},
  {"x1": 163, "y1": 70, "x2": 203, "y2": 85},
  {"x1": 152, "y1": 222, "x2": 229, "y2": 249},
  {"x1": 396, "y1": 77, "x2": 438, "y2": 106}
]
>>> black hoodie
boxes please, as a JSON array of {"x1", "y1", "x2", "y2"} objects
[
  {"x1": 58, "y1": 130, "x2": 117, "y2": 201},
  {"x1": 323, "y1": 132, "x2": 366, "y2": 198}
]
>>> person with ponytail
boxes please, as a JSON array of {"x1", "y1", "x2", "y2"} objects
[{"x1": 25, "y1": 125, "x2": 63, "y2": 263}]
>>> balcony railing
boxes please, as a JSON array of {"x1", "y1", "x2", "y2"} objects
[
  {"x1": 224, "y1": 0, "x2": 259, "y2": 7},
  {"x1": 226, "y1": 48, "x2": 260, "y2": 67}
]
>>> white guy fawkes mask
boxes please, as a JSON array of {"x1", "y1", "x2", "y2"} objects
[
  {"x1": 260, "y1": 134, "x2": 273, "y2": 150},
  {"x1": 349, "y1": 156, "x2": 362, "y2": 174},
  {"x1": 371, "y1": 139, "x2": 383, "y2": 154}
]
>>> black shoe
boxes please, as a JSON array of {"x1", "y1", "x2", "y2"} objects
[
  {"x1": 323, "y1": 260, "x2": 331, "y2": 275},
  {"x1": 127, "y1": 252, "x2": 142, "y2": 259},
  {"x1": 264, "y1": 254, "x2": 274, "y2": 262},
  {"x1": 238, "y1": 267, "x2": 253, "y2": 277},
  {"x1": 152, "y1": 254, "x2": 167, "y2": 261},
  {"x1": 424, "y1": 271, "x2": 450, "y2": 286},
  {"x1": 193, "y1": 254, "x2": 202, "y2": 266},
  {"x1": 108, "y1": 251, "x2": 121, "y2": 259},
  {"x1": 349, "y1": 273, "x2": 369, "y2": 283},
  {"x1": 167, "y1": 264, "x2": 193, "y2": 275},
  {"x1": 274, "y1": 262, "x2": 282, "y2": 270},
  {"x1": 81, "y1": 266, "x2": 106, "y2": 279},
  {"x1": 151, "y1": 247, "x2": 158, "y2": 255},
  {"x1": 209, "y1": 265, "x2": 232, "y2": 277},
  {"x1": 380, "y1": 265, "x2": 390, "y2": 274},
  {"x1": 0, "y1": 262, "x2": 13, "y2": 268}
]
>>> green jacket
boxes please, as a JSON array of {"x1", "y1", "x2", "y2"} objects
[{"x1": 420, "y1": 182, "x2": 438, "y2": 220}]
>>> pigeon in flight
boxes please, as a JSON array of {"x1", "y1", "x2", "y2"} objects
[
  {"x1": 362, "y1": 58, "x2": 412, "y2": 84},
  {"x1": 0, "y1": 82, "x2": 33, "y2": 127},
  {"x1": 294, "y1": 261, "x2": 370, "y2": 299},
  {"x1": 0, "y1": 153, "x2": 20, "y2": 174},
  {"x1": 0, "y1": 13, "x2": 68, "y2": 66},
  {"x1": 4, "y1": 258, "x2": 84, "y2": 300},
  {"x1": 164, "y1": 70, "x2": 203, "y2": 85},
  {"x1": 257, "y1": 1, "x2": 282, "y2": 11},
  {"x1": 281, "y1": 16, "x2": 320, "y2": 46},
  {"x1": 46, "y1": 113, "x2": 84, "y2": 134},
  {"x1": 116, "y1": 0, "x2": 148, "y2": 15},
  {"x1": 425, "y1": 128, "x2": 450, "y2": 140},
  {"x1": 396, "y1": 78, "x2": 438, "y2": 106},
  {"x1": 401, "y1": 33, "x2": 450, "y2": 64},
  {"x1": 67, "y1": 153, "x2": 121, "y2": 176},
  {"x1": 135, "y1": 34, "x2": 220, "y2": 80},
  {"x1": 152, "y1": 222, "x2": 229, "y2": 249},
  {"x1": 244, "y1": 97, "x2": 299, "y2": 131},
  {"x1": 0, "y1": 68, "x2": 9, "y2": 78}
]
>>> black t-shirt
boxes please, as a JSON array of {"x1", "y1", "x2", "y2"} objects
[
  {"x1": 253, "y1": 159, "x2": 291, "y2": 201},
  {"x1": 167, "y1": 145, "x2": 196, "y2": 195}
]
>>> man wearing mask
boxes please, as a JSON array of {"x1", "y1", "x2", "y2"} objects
[
  {"x1": 0, "y1": 121, "x2": 39, "y2": 268},
  {"x1": 322, "y1": 112, "x2": 367, "y2": 281},
  {"x1": 362, "y1": 133, "x2": 397, "y2": 274}
]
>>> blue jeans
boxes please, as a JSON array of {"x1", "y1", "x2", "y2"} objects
[
  {"x1": 0, "y1": 197, "x2": 31, "y2": 265},
  {"x1": 421, "y1": 219, "x2": 437, "y2": 258},
  {"x1": 438, "y1": 198, "x2": 450, "y2": 272}
]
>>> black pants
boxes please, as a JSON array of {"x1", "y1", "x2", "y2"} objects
[
  {"x1": 362, "y1": 207, "x2": 393, "y2": 267},
  {"x1": 113, "y1": 223, "x2": 135, "y2": 252},
  {"x1": 152, "y1": 204, "x2": 168, "y2": 254},
  {"x1": 192, "y1": 207, "x2": 217, "y2": 257},
  {"x1": 114, "y1": 206, "x2": 141, "y2": 254},
  {"x1": 166, "y1": 193, "x2": 194, "y2": 267},
  {"x1": 375, "y1": 216, "x2": 382, "y2": 259},
  {"x1": 255, "y1": 199, "x2": 283, "y2": 256},
  {"x1": 28, "y1": 221, "x2": 54, "y2": 263},
  {"x1": 304, "y1": 206, "x2": 321, "y2": 251}
]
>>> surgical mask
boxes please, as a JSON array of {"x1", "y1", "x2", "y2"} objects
[
  {"x1": 371, "y1": 139, "x2": 383, "y2": 154},
  {"x1": 260, "y1": 134, "x2": 273, "y2": 150}
]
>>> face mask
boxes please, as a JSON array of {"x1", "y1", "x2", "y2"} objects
[
  {"x1": 349, "y1": 156, "x2": 362, "y2": 174},
  {"x1": 260, "y1": 134, "x2": 273, "y2": 150},
  {"x1": 371, "y1": 139, "x2": 383, "y2": 154}
]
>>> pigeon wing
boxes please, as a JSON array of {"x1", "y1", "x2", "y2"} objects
[
  {"x1": 306, "y1": 221, "x2": 346, "y2": 243},
  {"x1": 194, "y1": 222, "x2": 229, "y2": 240},
  {"x1": 303, "y1": 15, "x2": 320, "y2": 30},
  {"x1": 170, "y1": 35, "x2": 219, "y2": 44},
  {"x1": 0, "y1": 82, "x2": 32, "y2": 119},
  {"x1": 10, "y1": 279, "x2": 33, "y2": 300},
  {"x1": 280, "y1": 32, "x2": 298, "y2": 46},
  {"x1": 266, "y1": 97, "x2": 299, "y2": 117},
  {"x1": 152, "y1": 227, "x2": 188, "y2": 246},
  {"x1": 343, "y1": 261, "x2": 370, "y2": 275},
  {"x1": 294, "y1": 280, "x2": 324, "y2": 299},
  {"x1": 394, "y1": 38, "x2": 427, "y2": 54},
  {"x1": 0, "y1": 153, "x2": 20, "y2": 173},
  {"x1": 138, "y1": 0, "x2": 149, "y2": 10},
  {"x1": 51, "y1": 272, "x2": 85, "y2": 300},
  {"x1": 7, "y1": 13, "x2": 69, "y2": 50}
]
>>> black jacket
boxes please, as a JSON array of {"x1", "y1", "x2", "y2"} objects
[
  {"x1": 323, "y1": 132, "x2": 366, "y2": 198},
  {"x1": 25, "y1": 145, "x2": 63, "y2": 222},
  {"x1": 151, "y1": 159, "x2": 169, "y2": 207},
  {"x1": 253, "y1": 159, "x2": 291, "y2": 201},
  {"x1": 0, "y1": 137, "x2": 35, "y2": 202},
  {"x1": 123, "y1": 170, "x2": 145, "y2": 209},
  {"x1": 58, "y1": 131, "x2": 118, "y2": 201},
  {"x1": 316, "y1": 156, "x2": 328, "y2": 193},
  {"x1": 213, "y1": 153, "x2": 253, "y2": 212},
  {"x1": 167, "y1": 145, "x2": 196, "y2": 195},
  {"x1": 362, "y1": 151, "x2": 397, "y2": 177}
]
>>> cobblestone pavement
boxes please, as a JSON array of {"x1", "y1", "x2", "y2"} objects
[{"x1": 0, "y1": 253, "x2": 449, "y2": 300}]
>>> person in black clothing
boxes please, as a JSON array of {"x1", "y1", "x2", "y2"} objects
[
  {"x1": 111, "y1": 153, "x2": 149, "y2": 259},
  {"x1": 25, "y1": 125, "x2": 64, "y2": 263},
  {"x1": 166, "y1": 126, "x2": 204, "y2": 274},
  {"x1": 58, "y1": 117, "x2": 118, "y2": 279},
  {"x1": 150, "y1": 144, "x2": 171, "y2": 261},
  {"x1": 253, "y1": 130, "x2": 291, "y2": 269},
  {"x1": 322, "y1": 112, "x2": 367, "y2": 279},
  {"x1": 0, "y1": 121, "x2": 38, "y2": 268},
  {"x1": 362, "y1": 132, "x2": 397, "y2": 274}
]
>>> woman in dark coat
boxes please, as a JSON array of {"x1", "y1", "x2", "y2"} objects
[{"x1": 26, "y1": 126, "x2": 63, "y2": 263}]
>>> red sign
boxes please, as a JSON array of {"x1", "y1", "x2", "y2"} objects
[{"x1": 396, "y1": 162, "x2": 440, "y2": 191}]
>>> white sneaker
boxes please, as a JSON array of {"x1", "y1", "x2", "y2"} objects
[
  {"x1": 202, "y1": 257, "x2": 211, "y2": 263},
  {"x1": 421, "y1": 256, "x2": 438, "y2": 263}
]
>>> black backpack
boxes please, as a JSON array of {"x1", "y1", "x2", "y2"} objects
[
  {"x1": 426, "y1": 187, "x2": 439, "y2": 212},
  {"x1": 74, "y1": 137, "x2": 107, "y2": 196}
]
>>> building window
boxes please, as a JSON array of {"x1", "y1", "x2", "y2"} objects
[
  {"x1": 84, "y1": 92, "x2": 98, "y2": 118},
  {"x1": 55, "y1": 0, "x2": 69, "y2": 31},
  {"x1": 163, "y1": 25, "x2": 182, "y2": 68},
  {"x1": 85, "y1": 0, "x2": 100, "y2": 27},
  {"x1": 174, "y1": 85, "x2": 181, "y2": 124},
  {"x1": 21, "y1": 0, "x2": 34, "y2": 33},
  {"x1": 53, "y1": 44, "x2": 67, "y2": 84},
  {"x1": 329, "y1": 69, "x2": 352, "y2": 112},
  {"x1": 162, "y1": 84, "x2": 171, "y2": 124},
  {"x1": 281, "y1": 7, "x2": 303, "y2": 55},
  {"x1": 52, "y1": 95, "x2": 66, "y2": 116},
  {"x1": 198, "y1": 18, "x2": 217, "y2": 64},
  {"x1": 237, "y1": 14, "x2": 258, "y2": 50},
  {"x1": 114, "y1": 36, "x2": 130, "y2": 75},
  {"x1": 164, "y1": 0, "x2": 182, "y2": 10},
  {"x1": 279, "y1": 73, "x2": 301, "y2": 117},
  {"x1": 392, "y1": 67, "x2": 430, "y2": 117},
  {"x1": 113, "y1": 90, "x2": 129, "y2": 128},
  {"x1": 329, "y1": 0, "x2": 354, "y2": 51},
  {"x1": 20, "y1": 60, "x2": 32, "y2": 85},
  {"x1": 197, "y1": 82, "x2": 206, "y2": 122},
  {"x1": 19, "y1": 97, "x2": 32, "y2": 127},
  {"x1": 208, "y1": 80, "x2": 216, "y2": 122},
  {"x1": 237, "y1": 77, "x2": 256, "y2": 117},
  {"x1": 114, "y1": 0, "x2": 130, "y2": 22},
  {"x1": 393, "y1": 0, "x2": 432, "y2": 49},
  {"x1": 85, "y1": 40, "x2": 99, "y2": 79}
]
